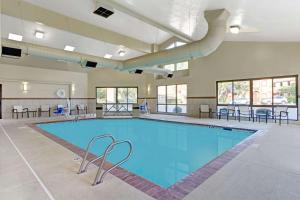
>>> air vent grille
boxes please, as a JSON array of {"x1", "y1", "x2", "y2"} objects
[{"x1": 94, "y1": 7, "x2": 114, "y2": 18}]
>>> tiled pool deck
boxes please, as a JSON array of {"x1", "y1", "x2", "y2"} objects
[{"x1": 0, "y1": 115, "x2": 300, "y2": 200}]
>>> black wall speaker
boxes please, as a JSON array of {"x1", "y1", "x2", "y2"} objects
[
  {"x1": 1, "y1": 46, "x2": 22, "y2": 58},
  {"x1": 85, "y1": 61, "x2": 97, "y2": 68},
  {"x1": 135, "y1": 69, "x2": 143, "y2": 74},
  {"x1": 167, "y1": 74, "x2": 173, "y2": 78}
]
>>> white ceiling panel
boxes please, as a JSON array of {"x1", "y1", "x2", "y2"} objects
[
  {"x1": 23, "y1": 0, "x2": 171, "y2": 44},
  {"x1": 1, "y1": 15, "x2": 144, "y2": 60}
]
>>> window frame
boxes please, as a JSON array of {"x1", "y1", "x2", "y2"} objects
[
  {"x1": 96, "y1": 87, "x2": 138, "y2": 105},
  {"x1": 163, "y1": 41, "x2": 188, "y2": 72},
  {"x1": 216, "y1": 75, "x2": 298, "y2": 108},
  {"x1": 164, "y1": 61, "x2": 189, "y2": 72},
  {"x1": 157, "y1": 84, "x2": 187, "y2": 114}
]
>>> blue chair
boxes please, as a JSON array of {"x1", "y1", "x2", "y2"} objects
[
  {"x1": 255, "y1": 108, "x2": 271, "y2": 123},
  {"x1": 218, "y1": 106, "x2": 237, "y2": 120},
  {"x1": 53, "y1": 105, "x2": 65, "y2": 115}
]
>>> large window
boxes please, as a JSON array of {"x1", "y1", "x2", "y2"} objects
[
  {"x1": 217, "y1": 75, "x2": 297, "y2": 106},
  {"x1": 218, "y1": 81, "x2": 250, "y2": 105},
  {"x1": 253, "y1": 79, "x2": 272, "y2": 105},
  {"x1": 164, "y1": 61, "x2": 188, "y2": 72},
  {"x1": 96, "y1": 87, "x2": 138, "y2": 104},
  {"x1": 157, "y1": 84, "x2": 187, "y2": 114},
  {"x1": 164, "y1": 42, "x2": 188, "y2": 72}
]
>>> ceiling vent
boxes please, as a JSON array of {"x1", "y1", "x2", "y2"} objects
[{"x1": 94, "y1": 1, "x2": 114, "y2": 18}]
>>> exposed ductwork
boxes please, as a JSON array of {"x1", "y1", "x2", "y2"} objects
[
  {"x1": 1, "y1": 39, "x2": 123, "y2": 69},
  {"x1": 1, "y1": 9, "x2": 229, "y2": 75},
  {"x1": 122, "y1": 9, "x2": 230, "y2": 71}
]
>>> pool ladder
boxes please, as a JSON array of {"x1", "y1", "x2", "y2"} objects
[{"x1": 78, "y1": 134, "x2": 133, "y2": 186}]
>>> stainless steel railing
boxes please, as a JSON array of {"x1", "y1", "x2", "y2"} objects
[
  {"x1": 93, "y1": 140, "x2": 133, "y2": 185},
  {"x1": 77, "y1": 134, "x2": 133, "y2": 186},
  {"x1": 78, "y1": 134, "x2": 116, "y2": 174}
]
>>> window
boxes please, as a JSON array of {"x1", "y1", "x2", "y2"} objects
[
  {"x1": 157, "y1": 84, "x2": 187, "y2": 114},
  {"x1": 273, "y1": 77, "x2": 296, "y2": 106},
  {"x1": 164, "y1": 61, "x2": 188, "y2": 72},
  {"x1": 176, "y1": 62, "x2": 188, "y2": 71},
  {"x1": 96, "y1": 87, "x2": 138, "y2": 104},
  {"x1": 164, "y1": 42, "x2": 188, "y2": 71},
  {"x1": 233, "y1": 81, "x2": 250, "y2": 105},
  {"x1": 165, "y1": 41, "x2": 186, "y2": 50},
  {"x1": 217, "y1": 75, "x2": 298, "y2": 119},
  {"x1": 253, "y1": 79, "x2": 272, "y2": 105},
  {"x1": 164, "y1": 64, "x2": 175, "y2": 71},
  {"x1": 217, "y1": 82, "x2": 233, "y2": 104}
]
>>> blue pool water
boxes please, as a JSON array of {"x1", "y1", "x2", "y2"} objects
[{"x1": 37, "y1": 119, "x2": 253, "y2": 188}]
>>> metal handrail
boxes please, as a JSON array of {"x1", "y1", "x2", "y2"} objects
[
  {"x1": 103, "y1": 103, "x2": 133, "y2": 116},
  {"x1": 78, "y1": 134, "x2": 116, "y2": 174},
  {"x1": 93, "y1": 140, "x2": 133, "y2": 185}
]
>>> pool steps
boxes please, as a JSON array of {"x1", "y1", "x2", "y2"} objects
[{"x1": 77, "y1": 134, "x2": 133, "y2": 186}]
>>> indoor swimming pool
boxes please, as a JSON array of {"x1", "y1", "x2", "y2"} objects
[{"x1": 37, "y1": 118, "x2": 254, "y2": 188}]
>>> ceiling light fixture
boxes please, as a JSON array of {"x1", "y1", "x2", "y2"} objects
[
  {"x1": 104, "y1": 54, "x2": 112, "y2": 59},
  {"x1": 8, "y1": 33, "x2": 23, "y2": 41},
  {"x1": 229, "y1": 25, "x2": 240, "y2": 34},
  {"x1": 35, "y1": 31, "x2": 44, "y2": 39},
  {"x1": 64, "y1": 45, "x2": 75, "y2": 52},
  {"x1": 118, "y1": 50, "x2": 126, "y2": 57}
]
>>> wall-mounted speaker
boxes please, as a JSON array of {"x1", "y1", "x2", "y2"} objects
[
  {"x1": 82, "y1": 60, "x2": 97, "y2": 68},
  {"x1": 167, "y1": 74, "x2": 173, "y2": 78},
  {"x1": 1, "y1": 46, "x2": 22, "y2": 58},
  {"x1": 135, "y1": 69, "x2": 143, "y2": 74}
]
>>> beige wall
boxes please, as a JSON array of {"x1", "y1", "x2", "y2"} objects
[
  {"x1": 88, "y1": 68, "x2": 152, "y2": 98},
  {"x1": 0, "y1": 63, "x2": 88, "y2": 98},
  {"x1": 146, "y1": 42, "x2": 300, "y2": 117},
  {"x1": 0, "y1": 63, "x2": 89, "y2": 118},
  {"x1": 1, "y1": 42, "x2": 300, "y2": 119}
]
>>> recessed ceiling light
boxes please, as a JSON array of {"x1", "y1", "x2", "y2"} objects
[
  {"x1": 8, "y1": 33, "x2": 23, "y2": 41},
  {"x1": 35, "y1": 31, "x2": 44, "y2": 39},
  {"x1": 118, "y1": 50, "x2": 126, "y2": 57},
  {"x1": 64, "y1": 45, "x2": 75, "y2": 52},
  {"x1": 229, "y1": 25, "x2": 240, "y2": 34},
  {"x1": 104, "y1": 54, "x2": 112, "y2": 59}
]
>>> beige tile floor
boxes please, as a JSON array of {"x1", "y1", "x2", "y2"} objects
[{"x1": 0, "y1": 115, "x2": 300, "y2": 200}]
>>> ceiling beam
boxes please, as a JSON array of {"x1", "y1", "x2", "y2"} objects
[
  {"x1": 99, "y1": 0, "x2": 193, "y2": 43},
  {"x1": 1, "y1": 0, "x2": 152, "y2": 53}
]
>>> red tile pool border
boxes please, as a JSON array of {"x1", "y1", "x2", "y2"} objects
[{"x1": 29, "y1": 119, "x2": 263, "y2": 200}]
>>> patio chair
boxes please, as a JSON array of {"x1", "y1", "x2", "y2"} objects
[
  {"x1": 237, "y1": 106, "x2": 253, "y2": 122},
  {"x1": 77, "y1": 104, "x2": 87, "y2": 115},
  {"x1": 27, "y1": 106, "x2": 38, "y2": 117},
  {"x1": 12, "y1": 105, "x2": 28, "y2": 119},
  {"x1": 39, "y1": 105, "x2": 51, "y2": 117},
  {"x1": 255, "y1": 108, "x2": 272, "y2": 123},
  {"x1": 218, "y1": 105, "x2": 237, "y2": 121},
  {"x1": 53, "y1": 105, "x2": 65, "y2": 115},
  {"x1": 273, "y1": 107, "x2": 289, "y2": 125},
  {"x1": 199, "y1": 104, "x2": 211, "y2": 118}
]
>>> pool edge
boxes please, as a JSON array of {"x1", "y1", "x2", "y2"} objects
[{"x1": 28, "y1": 119, "x2": 263, "y2": 200}]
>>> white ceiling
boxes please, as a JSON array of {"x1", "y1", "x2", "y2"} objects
[
  {"x1": 1, "y1": 0, "x2": 300, "y2": 66},
  {"x1": 22, "y1": 0, "x2": 300, "y2": 42},
  {"x1": 22, "y1": 0, "x2": 171, "y2": 44},
  {"x1": 1, "y1": 15, "x2": 144, "y2": 60}
]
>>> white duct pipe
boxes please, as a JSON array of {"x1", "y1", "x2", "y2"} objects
[
  {"x1": 142, "y1": 66, "x2": 172, "y2": 76},
  {"x1": 122, "y1": 9, "x2": 230, "y2": 71},
  {"x1": 1, "y1": 39, "x2": 123, "y2": 69},
  {"x1": 1, "y1": 9, "x2": 229, "y2": 74}
]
